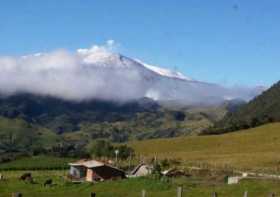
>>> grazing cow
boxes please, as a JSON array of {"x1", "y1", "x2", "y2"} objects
[
  {"x1": 19, "y1": 173, "x2": 32, "y2": 181},
  {"x1": 44, "y1": 179, "x2": 53, "y2": 187},
  {"x1": 25, "y1": 176, "x2": 35, "y2": 184}
]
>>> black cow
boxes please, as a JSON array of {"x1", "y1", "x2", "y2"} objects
[
  {"x1": 19, "y1": 173, "x2": 32, "y2": 181},
  {"x1": 44, "y1": 179, "x2": 53, "y2": 187}
]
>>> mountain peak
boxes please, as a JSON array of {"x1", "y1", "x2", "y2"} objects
[
  {"x1": 77, "y1": 46, "x2": 191, "y2": 80},
  {"x1": 77, "y1": 48, "x2": 124, "y2": 66}
]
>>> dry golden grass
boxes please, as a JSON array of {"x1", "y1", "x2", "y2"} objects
[{"x1": 130, "y1": 123, "x2": 280, "y2": 172}]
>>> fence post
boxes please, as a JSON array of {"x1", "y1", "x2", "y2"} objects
[
  {"x1": 243, "y1": 191, "x2": 248, "y2": 197},
  {"x1": 212, "y1": 192, "x2": 218, "y2": 197},
  {"x1": 270, "y1": 193, "x2": 276, "y2": 197},
  {"x1": 177, "y1": 186, "x2": 183, "y2": 197},
  {"x1": 141, "y1": 189, "x2": 146, "y2": 197}
]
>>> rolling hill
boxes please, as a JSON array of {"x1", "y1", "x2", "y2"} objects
[{"x1": 130, "y1": 123, "x2": 280, "y2": 172}]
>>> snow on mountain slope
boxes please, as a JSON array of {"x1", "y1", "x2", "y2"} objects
[
  {"x1": 133, "y1": 59, "x2": 191, "y2": 81},
  {"x1": 0, "y1": 47, "x2": 264, "y2": 105}
]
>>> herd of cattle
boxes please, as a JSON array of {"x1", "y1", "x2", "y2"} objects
[{"x1": 0, "y1": 172, "x2": 53, "y2": 187}]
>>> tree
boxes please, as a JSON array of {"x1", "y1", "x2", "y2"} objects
[
  {"x1": 90, "y1": 140, "x2": 114, "y2": 158},
  {"x1": 89, "y1": 140, "x2": 135, "y2": 160},
  {"x1": 117, "y1": 145, "x2": 135, "y2": 160}
]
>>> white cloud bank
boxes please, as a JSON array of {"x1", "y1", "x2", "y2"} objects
[
  {"x1": 0, "y1": 41, "x2": 265, "y2": 104},
  {"x1": 0, "y1": 41, "x2": 146, "y2": 101}
]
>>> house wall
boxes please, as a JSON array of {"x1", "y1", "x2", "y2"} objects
[
  {"x1": 70, "y1": 166, "x2": 86, "y2": 179},
  {"x1": 228, "y1": 176, "x2": 240, "y2": 185},
  {"x1": 86, "y1": 168, "x2": 104, "y2": 182},
  {"x1": 86, "y1": 166, "x2": 125, "y2": 182},
  {"x1": 86, "y1": 169, "x2": 94, "y2": 182}
]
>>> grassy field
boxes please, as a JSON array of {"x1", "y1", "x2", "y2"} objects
[
  {"x1": 2, "y1": 123, "x2": 280, "y2": 196},
  {"x1": 1, "y1": 170, "x2": 280, "y2": 197},
  {"x1": 1, "y1": 123, "x2": 280, "y2": 196},
  {"x1": 130, "y1": 123, "x2": 280, "y2": 172},
  {"x1": 0, "y1": 156, "x2": 74, "y2": 170}
]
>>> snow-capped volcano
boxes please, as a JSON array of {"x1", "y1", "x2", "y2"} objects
[
  {"x1": 0, "y1": 46, "x2": 264, "y2": 105},
  {"x1": 75, "y1": 49, "x2": 263, "y2": 103}
]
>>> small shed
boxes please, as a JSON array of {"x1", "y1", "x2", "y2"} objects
[
  {"x1": 130, "y1": 163, "x2": 153, "y2": 177},
  {"x1": 227, "y1": 176, "x2": 241, "y2": 185},
  {"x1": 162, "y1": 168, "x2": 189, "y2": 177},
  {"x1": 69, "y1": 159, "x2": 125, "y2": 182}
]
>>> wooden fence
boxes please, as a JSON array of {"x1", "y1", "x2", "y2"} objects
[
  {"x1": 12, "y1": 189, "x2": 277, "y2": 197},
  {"x1": 141, "y1": 188, "x2": 276, "y2": 197}
]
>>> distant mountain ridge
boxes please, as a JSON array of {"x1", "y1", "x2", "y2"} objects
[{"x1": 0, "y1": 91, "x2": 234, "y2": 142}]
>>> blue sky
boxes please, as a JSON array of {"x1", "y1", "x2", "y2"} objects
[{"x1": 0, "y1": 0, "x2": 279, "y2": 87}]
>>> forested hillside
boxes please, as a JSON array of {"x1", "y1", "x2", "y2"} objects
[{"x1": 204, "y1": 81, "x2": 280, "y2": 134}]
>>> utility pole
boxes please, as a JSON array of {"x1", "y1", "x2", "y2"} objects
[
  {"x1": 115, "y1": 149, "x2": 119, "y2": 164},
  {"x1": 128, "y1": 151, "x2": 132, "y2": 169}
]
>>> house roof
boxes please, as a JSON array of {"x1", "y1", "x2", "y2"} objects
[
  {"x1": 69, "y1": 159, "x2": 125, "y2": 173},
  {"x1": 69, "y1": 159, "x2": 105, "y2": 168},
  {"x1": 131, "y1": 163, "x2": 152, "y2": 175}
]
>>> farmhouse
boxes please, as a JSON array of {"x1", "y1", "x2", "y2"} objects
[
  {"x1": 130, "y1": 163, "x2": 153, "y2": 177},
  {"x1": 68, "y1": 159, "x2": 125, "y2": 182}
]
